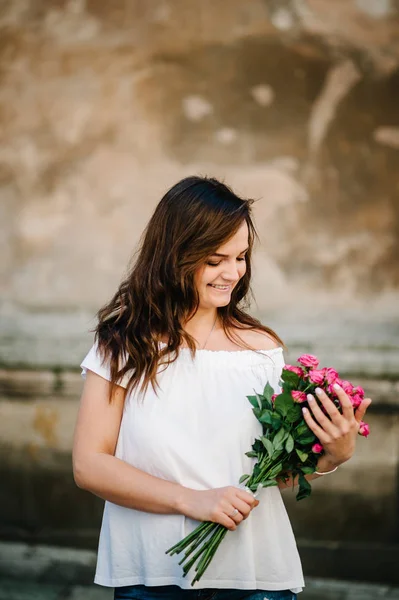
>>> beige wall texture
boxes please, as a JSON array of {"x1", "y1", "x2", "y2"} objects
[{"x1": 1, "y1": 0, "x2": 399, "y2": 584}]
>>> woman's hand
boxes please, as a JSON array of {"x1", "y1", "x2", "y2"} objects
[
  {"x1": 178, "y1": 486, "x2": 259, "y2": 531},
  {"x1": 302, "y1": 384, "x2": 372, "y2": 467}
]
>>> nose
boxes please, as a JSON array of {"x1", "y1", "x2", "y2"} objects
[{"x1": 221, "y1": 260, "x2": 239, "y2": 282}]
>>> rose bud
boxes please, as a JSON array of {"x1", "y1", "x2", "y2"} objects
[
  {"x1": 351, "y1": 394, "x2": 363, "y2": 409},
  {"x1": 291, "y1": 390, "x2": 307, "y2": 403},
  {"x1": 308, "y1": 369, "x2": 325, "y2": 385},
  {"x1": 271, "y1": 394, "x2": 277, "y2": 403},
  {"x1": 312, "y1": 443, "x2": 324, "y2": 454},
  {"x1": 352, "y1": 386, "x2": 365, "y2": 399},
  {"x1": 358, "y1": 421, "x2": 370, "y2": 437},
  {"x1": 284, "y1": 365, "x2": 305, "y2": 377},
  {"x1": 298, "y1": 354, "x2": 319, "y2": 369},
  {"x1": 340, "y1": 380, "x2": 354, "y2": 395},
  {"x1": 323, "y1": 367, "x2": 339, "y2": 385},
  {"x1": 328, "y1": 383, "x2": 338, "y2": 397}
]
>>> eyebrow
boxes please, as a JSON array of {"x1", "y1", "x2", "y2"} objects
[{"x1": 211, "y1": 247, "x2": 249, "y2": 258}]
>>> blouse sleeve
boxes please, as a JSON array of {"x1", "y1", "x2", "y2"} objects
[{"x1": 80, "y1": 343, "x2": 130, "y2": 389}]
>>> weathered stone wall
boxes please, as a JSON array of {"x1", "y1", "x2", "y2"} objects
[{"x1": 1, "y1": 0, "x2": 399, "y2": 584}]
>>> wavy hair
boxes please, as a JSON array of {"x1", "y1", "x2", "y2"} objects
[{"x1": 95, "y1": 176, "x2": 283, "y2": 398}]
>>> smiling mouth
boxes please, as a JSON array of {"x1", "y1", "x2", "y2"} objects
[{"x1": 208, "y1": 284, "x2": 231, "y2": 291}]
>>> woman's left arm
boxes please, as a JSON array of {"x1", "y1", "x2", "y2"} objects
[{"x1": 278, "y1": 384, "x2": 372, "y2": 489}]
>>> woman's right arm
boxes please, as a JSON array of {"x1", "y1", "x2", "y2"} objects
[{"x1": 72, "y1": 370, "x2": 257, "y2": 530}]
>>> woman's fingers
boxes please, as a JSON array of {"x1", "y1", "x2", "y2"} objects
[
  {"x1": 306, "y1": 393, "x2": 338, "y2": 436},
  {"x1": 332, "y1": 384, "x2": 355, "y2": 421},
  {"x1": 354, "y1": 397, "x2": 372, "y2": 423},
  {"x1": 228, "y1": 507, "x2": 244, "y2": 524},
  {"x1": 229, "y1": 497, "x2": 252, "y2": 520},
  {"x1": 236, "y1": 489, "x2": 258, "y2": 509},
  {"x1": 222, "y1": 515, "x2": 239, "y2": 531},
  {"x1": 302, "y1": 405, "x2": 331, "y2": 444},
  {"x1": 315, "y1": 387, "x2": 348, "y2": 426}
]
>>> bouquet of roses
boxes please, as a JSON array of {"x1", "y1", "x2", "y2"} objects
[{"x1": 166, "y1": 353, "x2": 370, "y2": 585}]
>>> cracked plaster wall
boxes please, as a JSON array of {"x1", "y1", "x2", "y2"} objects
[{"x1": 1, "y1": 0, "x2": 399, "y2": 368}]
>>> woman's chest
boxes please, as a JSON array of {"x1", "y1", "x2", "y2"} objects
[{"x1": 117, "y1": 362, "x2": 271, "y2": 479}]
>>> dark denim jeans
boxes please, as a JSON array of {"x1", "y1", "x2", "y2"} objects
[{"x1": 114, "y1": 584, "x2": 297, "y2": 600}]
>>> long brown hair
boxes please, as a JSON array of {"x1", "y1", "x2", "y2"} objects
[{"x1": 95, "y1": 176, "x2": 283, "y2": 398}]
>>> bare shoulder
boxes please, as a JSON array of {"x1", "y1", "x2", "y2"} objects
[{"x1": 237, "y1": 328, "x2": 281, "y2": 351}]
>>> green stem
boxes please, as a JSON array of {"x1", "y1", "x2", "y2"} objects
[
  {"x1": 247, "y1": 452, "x2": 284, "y2": 490},
  {"x1": 302, "y1": 383, "x2": 315, "y2": 394},
  {"x1": 166, "y1": 520, "x2": 211, "y2": 556},
  {"x1": 195, "y1": 525, "x2": 223, "y2": 572},
  {"x1": 192, "y1": 526, "x2": 228, "y2": 585},
  {"x1": 179, "y1": 522, "x2": 216, "y2": 562},
  {"x1": 181, "y1": 534, "x2": 214, "y2": 576}
]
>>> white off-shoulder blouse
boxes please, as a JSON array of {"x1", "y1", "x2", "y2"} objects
[{"x1": 80, "y1": 342, "x2": 304, "y2": 593}]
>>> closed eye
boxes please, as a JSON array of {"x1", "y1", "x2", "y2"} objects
[{"x1": 206, "y1": 257, "x2": 246, "y2": 266}]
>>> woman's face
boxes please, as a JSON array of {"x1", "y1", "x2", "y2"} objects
[{"x1": 194, "y1": 221, "x2": 249, "y2": 310}]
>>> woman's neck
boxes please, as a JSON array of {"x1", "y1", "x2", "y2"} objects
[{"x1": 184, "y1": 308, "x2": 218, "y2": 347}]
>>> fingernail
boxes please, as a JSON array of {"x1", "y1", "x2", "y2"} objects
[
  {"x1": 302, "y1": 407, "x2": 308, "y2": 414},
  {"x1": 315, "y1": 387, "x2": 323, "y2": 396},
  {"x1": 333, "y1": 383, "x2": 341, "y2": 390},
  {"x1": 307, "y1": 394, "x2": 314, "y2": 402}
]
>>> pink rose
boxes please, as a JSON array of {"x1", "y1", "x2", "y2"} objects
[
  {"x1": 327, "y1": 383, "x2": 337, "y2": 397},
  {"x1": 340, "y1": 380, "x2": 354, "y2": 395},
  {"x1": 359, "y1": 421, "x2": 370, "y2": 437},
  {"x1": 291, "y1": 390, "x2": 307, "y2": 403},
  {"x1": 308, "y1": 369, "x2": 325, "y2": 385},
  {"x1": 323, "y1": 367, "x2": 339, "y2": 385},
  {"x1": 271, "y1": 394, "x2": 277, "y2": 403},
  {"x1": 284, "y1": 365, "x2": 305, "y2": 377},
  {"x1": 297, "y1": 354, "x2": 319, "y2": 369},
  {"x1": 328, "y1": 377, "x2": 345, "y2": 397},
  {"x1": 352, "y1": 386, "x2": 365, "y2": 399},
  {"x1": 312, "y1": 443, "x2": 323, "y2": 454},
  {"x1": 351, "y1": 394, "x2": 363, "y2": 408}
]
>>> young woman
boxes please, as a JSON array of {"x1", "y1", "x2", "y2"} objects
[{"x1": 73, "y1": 176, "x2": 371, "y2": 600}]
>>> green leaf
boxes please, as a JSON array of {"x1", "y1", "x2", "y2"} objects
[
  {"x1": 296, "y1": 448, "x2": 309, "y2": 462},
  {"x1": 245, "y1": 451, "x2": 257, "y2": 458},
  {"x1": 254, "y1": 391, "x2": 271, "y2": 412},
  {"x1": 263, "y1": 381, "x2": 275, "y2": 403},
  {"x1": 259, "y1": 410, "x2": 273, "y2": 426},
  {"x1": 247, "y1": 395, "x2": 260, "y2": 409},
  {"x1": 258, "y1": 478, "x2": 279, "y2": 488},
  {"x1": 256, "y1": 392, "x2": 266, "y2": 409},
  {"x1": 274, "y1": 392, "x2": 293, "y2": 418},
  {"x1": 297, "y1": 434, "x2": 317, "y2": 446},
  {"x1": 286, "y1": 403, "x2": 302, "y2": 424},
  {"x1": 273, "y1": 427, "x2": 287, "y2": 446},
  {"x1": 267, "y1": 462, "x2": 283, "y2": 478},
  {"x1": 252, "y1": 463, "x2": 261, "y2": 479},
  {"x1": 285, "y1": 434, "x2": 294, "y2": 454},
  {"x1": 239, "y1": 474, "x2": 250, "y2": 484},
  {"x1": 281, "y1": 370, "x2": 300, "y2": 387},
  {"x1": 261, "y1": 436, "x2": 274, "y2": 458},
  {"x1": 296, "y1": 474, "x2": 312, "y2": 501},
  {"x1": 301, "y1": 466, "x2": 316, "y2": 475},
  {"x1": 273, "y1": 428, "x2": 289, "y2": 452},
  {"x1": 271, "y1": 414, "x2": 282, "y2": 430},
  {"x1": 252, "y1": 407, "x2": 262, "y2": 420},
  {"x1": 252, "y1": 439, "x2": 264, "y2": 453},
  {"x1": 295, "y1": 422, "x2": 311, "y2": 437}
]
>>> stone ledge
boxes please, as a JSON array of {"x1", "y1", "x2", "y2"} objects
[
  {"x1": 0, "y1": 370, "x2": 83, "y2": 399},
  {"x1": 1, "y1": 543, "x2": 399, "y2": 599},
  {"x1": 1, "y1": 369, "x2": 398, "y2": 408},
  {"x1": 1, "y1": 541, "x2": 399, "y2": 588}
]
